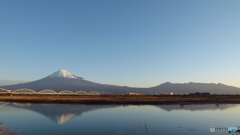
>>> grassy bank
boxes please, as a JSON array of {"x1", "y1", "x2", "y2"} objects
[{"x1": 1, "y1": 95, "x2": 240, "y2": 104}]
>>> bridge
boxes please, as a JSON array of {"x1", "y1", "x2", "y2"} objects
[
  {"x1": 0, "y1": 88, "x2": 11, "y2": 93},
  {"x1": 12, "y1": 89, "x2": 37, "y2": 94},
  {"x1": 0, "y1": 88, "x2": 100, "y2": 95},
  {"x1": 38, "y1": 89, "x2": 58, "y2": 95}
]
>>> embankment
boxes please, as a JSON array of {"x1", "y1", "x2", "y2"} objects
[{"x1": 1, "y1": 95, "x2": 240, "y2": 104}]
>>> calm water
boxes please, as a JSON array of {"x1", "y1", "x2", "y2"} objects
[{"x1": 0, "y1": 102, "x2": 240, "y2": 135}]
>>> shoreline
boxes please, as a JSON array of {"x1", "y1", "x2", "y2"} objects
[{"x1": 1, "y1": 95, "x2": 240, "y2": 104}]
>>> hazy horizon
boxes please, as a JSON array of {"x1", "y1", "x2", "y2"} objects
[{"x1": 0, "y1": 79, "x2": 30, "y2": 86}]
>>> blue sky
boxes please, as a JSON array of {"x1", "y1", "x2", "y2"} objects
[{"x1": 1, "y1": 0, "x2": 240, "y2": 88}]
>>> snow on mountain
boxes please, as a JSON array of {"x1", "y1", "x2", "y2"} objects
[
  {"x1": 57, "y1": 114, "x2": 76, "y2": 124},
  {"x1": 2, "y1": 69, "x2": 240, "y2": 94},
  {"x1": 49, "y1": 70, "x2": 77, "y2": 79}
]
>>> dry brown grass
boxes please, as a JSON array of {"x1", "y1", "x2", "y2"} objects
[
  {"x1": 0, "y1": 123, "x2": 19, "y2": 135},
  {"x1": 1, "y1": 95, "x2": 240, "y2": 104}
]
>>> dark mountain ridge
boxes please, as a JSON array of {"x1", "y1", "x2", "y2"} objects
[{"x1": 148, "y1": 82, "x2": 240, "y2": 94}]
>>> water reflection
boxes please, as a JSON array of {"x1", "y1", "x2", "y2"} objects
[
  {"x1": 157, "y1": 104, "x2": 239, "y2": 111},
  {"x1": 3, "y1": 103, "x2": 118, "y2": 124},
  {"x1": 0, "y1": 102, "x2": 9, "y2": 107},
  {"x1": 0, "y1": 102, "x2": 238, "y2": 124},
  {"x1": 0, "y1": 102, "x2": 240, "y2": 135}
]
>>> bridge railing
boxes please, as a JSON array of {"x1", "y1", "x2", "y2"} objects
[
  {"x1": 12, "y1": 89, "x2": 37, "y2": 95},
  {"x1": 0, "y1": 88, "x2": 12, "y2": 93},
  {"x1": 0, "y1": 88, "x2": 100, "y2": 95},
  {"x1": 38, "y1": 89, "x2": 58, "y2": 95}
]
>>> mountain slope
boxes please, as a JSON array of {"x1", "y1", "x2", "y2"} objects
[
  {"x1": 49, "y1": 69, "x2": 78, "y2": 79},
  {"x1": 0, "y1": 70, "x2": 130, "y2": 94},
  {"x1": 148, "y1": 82, "x2": 240, "y2": 94},
  {"x1": 1, "y1": 70, "x2": 240, "y2": 94}
]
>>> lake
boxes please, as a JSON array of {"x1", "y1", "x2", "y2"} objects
[{"x1": 0, "y1": 102, "x2": 239, "y2": 135}]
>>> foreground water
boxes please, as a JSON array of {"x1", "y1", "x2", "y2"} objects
[{"x1": 0, "y1": 102, "x2": 240, "y2": 135}]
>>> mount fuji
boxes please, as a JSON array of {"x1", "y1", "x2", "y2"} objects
[
  {"x1": 0, "y1": 70, "x2": 131, "y2": 94},
  {"x1": 1, "y1": 70, "x2": 240, "y2": 94},
  {"x1": 49, "y1": 70, "x2": 78, "y2": 79}
]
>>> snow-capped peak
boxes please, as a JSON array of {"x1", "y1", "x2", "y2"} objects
[{"x1": 49, "y1": 70, "x2": 77, "y2": 79}]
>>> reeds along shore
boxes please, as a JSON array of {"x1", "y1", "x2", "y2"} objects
[{"x1": 1, "y1": 95, "x2": 240, "y2": 104}]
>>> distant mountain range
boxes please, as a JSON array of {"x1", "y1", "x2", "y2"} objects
[
  {"x1": 0, "y1": 79, "x2": 29, "y2": 86},
  {"x1": 149, "y1": 82, "x2": 240, "y2": 94},
  {"x1": 1, "y1": 70, "x2": 240, "y2": 94}
]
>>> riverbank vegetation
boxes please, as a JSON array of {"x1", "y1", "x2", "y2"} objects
[{"x1": 1, "y1": 95, "x2": 240, "y2": 104}]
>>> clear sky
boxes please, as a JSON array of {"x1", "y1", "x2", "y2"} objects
[{"x1": 1, "y1": 0, "x2": 240, "y2": 88}]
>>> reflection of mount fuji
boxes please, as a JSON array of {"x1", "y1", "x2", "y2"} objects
[
  {"x1": 3, "y1": 103, "x2": 239, "y2": 124},
  {"x1": 9, "y1": 103, "x2": 117, "y2": 124},
  {"x1": 156, "y1": 104, "x2": 239, "y2": 111}
]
